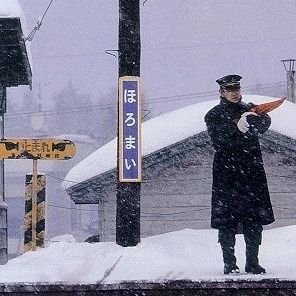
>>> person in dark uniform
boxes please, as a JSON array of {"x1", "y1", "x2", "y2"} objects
[{"x1": 204, "y1": 74, "x2": 275, "y2": 275}]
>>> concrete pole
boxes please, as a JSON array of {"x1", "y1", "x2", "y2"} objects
[
  {"x1": 0, "y1": 85, "x2": 8, "y2": 264},
  {"x1": 282, "y1": 59, "x2": 296, "y2": 104}
]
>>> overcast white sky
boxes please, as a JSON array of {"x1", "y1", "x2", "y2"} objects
[{"x1": 11, "y1": 0, "x2": 296, "y2": 109}]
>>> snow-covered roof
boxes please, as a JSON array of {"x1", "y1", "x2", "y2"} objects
[
  {"x1": 56, "y1": 134, "x2": 97, "y2": 145},
  {"x1": 0, "y1": 0, "x2": 22, "y2": 18},
  {"x1": 64, "y1": 95, "x2": 292, "y2": 189}
]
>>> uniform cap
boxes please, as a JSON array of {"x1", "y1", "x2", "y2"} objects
[{"x1": 216, "y1": 74, "x2": 242, "y2": 90}]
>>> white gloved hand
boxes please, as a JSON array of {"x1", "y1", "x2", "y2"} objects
[{"x1": 237, "y1": 112, "x2": 257, "y2": 133}]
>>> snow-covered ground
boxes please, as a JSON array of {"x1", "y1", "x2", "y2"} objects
[{"x1": 0, "y1": 226, "x2": 295, "y2": 284}]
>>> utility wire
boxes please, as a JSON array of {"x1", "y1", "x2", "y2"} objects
[
  {"x1": 7, "y1": 89, "x2": 218, "y2": 118},
  {"x1": 6, "y1": 81, "x2": 286, "y2": 119},
  {"x1": 46, "y1": 203, "x2": 211, "y2": 216},
  {"x1": 46, "y1": 170, "x2": 296, "y2": 187},
  {"x1": 53, "y1": 204, "x2": 295, "y2": 221},
  {"x1": 47, "y1": 203, "x2": 99, "y2": 212},
  {"x1": 24, "y1": 0, "x2": 54, "y2": 42},
  {"x1": 31, "y1": 35, "x2": 296, "y2": 60},
  {"x1": 142, "y1": 208, "x2": 210, "y2": 216},
  {"x1": 46, "y1": 172, "x2": 213, "y2": 186},
  {"x1": 45, "y1": 201, "x2": 296, "y2": 218},
  {"x1": 104, "y1": 216, "x2": 296, "y2": 223}
]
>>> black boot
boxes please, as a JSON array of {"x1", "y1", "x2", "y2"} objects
[
  {"x1": 219, "y1": 228, "x2": 240, "y2": 274},
  {"x1": 224, "y1": 265, "x2": 240, "y2": 275},
  {"x1": 245, "y1": 243, "x2": 266, "y2": 274},
  {"x1": 245, "y1": 264, "x2": 266, "y2": 274},
  {"x1": 244, "y1": 224, "x2": 266, "y2": 274},
  {"x1": 221, "y1": 244, "x2": 240, "y2": 274}
]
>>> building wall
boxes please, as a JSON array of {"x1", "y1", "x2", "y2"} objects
[{"x1": 98, "y1": 143, "x2": 296, "y2": 242}]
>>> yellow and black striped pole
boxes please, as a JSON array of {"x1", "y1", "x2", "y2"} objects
[{"x1": 24, "y1": 164, "x2": 46, "y2": 253}]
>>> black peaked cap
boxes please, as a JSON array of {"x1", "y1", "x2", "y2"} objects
[{"x1": 216, "y1": 74, "x2": 242, "y2": 88}]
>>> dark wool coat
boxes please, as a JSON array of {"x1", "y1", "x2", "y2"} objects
[{"x1": 204, "y1": 98, "x2": 275, "y2": 229}]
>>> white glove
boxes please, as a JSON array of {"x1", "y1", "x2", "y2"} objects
[{"x1": 237, "y1": 112, "x2": 257, "y2": 133}]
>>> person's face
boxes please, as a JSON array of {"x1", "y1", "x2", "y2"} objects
[{"x1": 220, "y1": 88, "x2": 241, "y2": 103}]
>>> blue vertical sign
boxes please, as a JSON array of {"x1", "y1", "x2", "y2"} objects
[{"x1": 119, "y1": 76, "x2": 141, "y2": 182}]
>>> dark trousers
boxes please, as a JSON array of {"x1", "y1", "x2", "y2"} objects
[{"x1": 218, "y1": 222, "x2": 263, "y2": 266}]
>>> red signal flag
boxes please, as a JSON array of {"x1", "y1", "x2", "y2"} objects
[{"x1": 250, "y1": 97, "x2": 286, "y2": 115}]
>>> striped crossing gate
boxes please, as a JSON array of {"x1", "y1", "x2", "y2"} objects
[{"x1": 24, "y1": 174, "x2": 46, "y2": 252}]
